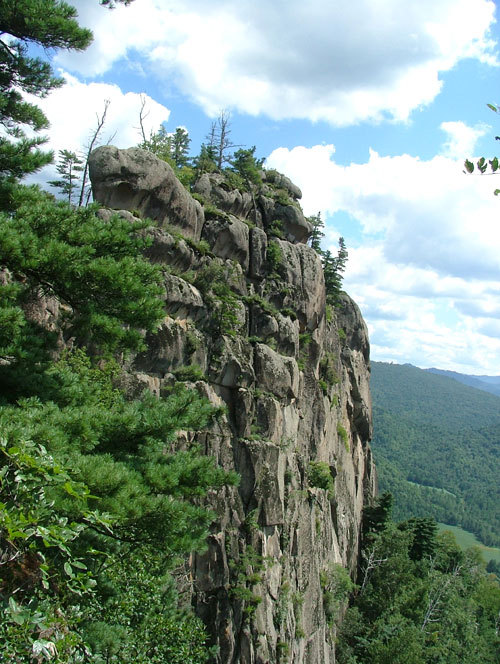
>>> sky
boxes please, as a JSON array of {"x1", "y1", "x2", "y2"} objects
[{"x1": 27, "y1": 0, "x2": 500, "y2": 375}]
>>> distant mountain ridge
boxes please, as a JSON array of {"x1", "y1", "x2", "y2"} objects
[
  {"x1": 425, "y1": 367, "x2": 500, "y2": 397},
  {"x1": 370, "y1": 361, "x2": 500, "y2": 547}
]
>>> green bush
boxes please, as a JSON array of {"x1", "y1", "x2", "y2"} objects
[
  {"x1": 173, "y1": 365, "x2": 205, "y2": 382},
  {"x1": 266, "y1": 239, "x2": 285, "y2": 275},
  {"x1": 337, "y1": 423, "x2": 349, "y2": 452},
  {"x1": 308, "y1": 461, "x2": 335, "y2": 496},
  {"x1": 269, "y1": 219, "x2": 285, "y2": 238}
]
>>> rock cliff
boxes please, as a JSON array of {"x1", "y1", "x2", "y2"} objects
[{"x1": 89, "y1": 147, "x2": 376, "y2": 664}]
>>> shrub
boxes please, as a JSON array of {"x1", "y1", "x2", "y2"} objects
[
  {"x1": 173, "y1": 365, "x2": 205, "y2": 382},
  {"x1": 337, "y1": 423, "x2": 349, "y2": 452},
  {"x1": 308, "y1": 461, "x2": 334, "y2": 497},
  {"x1": 268, "y1": 219, "x2": 285, "y2": 238},
  {"x1": 320, "y1": 563, "x2": 356, "y2": 626},
  {"x1": 266, "y1": 240, "x2": 285, "y2": 275}
]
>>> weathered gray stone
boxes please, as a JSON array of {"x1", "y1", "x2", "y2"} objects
[
  {"x1": 275, "y1": 313, "x2": 300, "y2": 357},
  {"x1": 210, "y1": 336, "x2": 255, "y2": 388},
  {"x1": 79, "y1": 145, "x2": 377, "y2": 664},
  {"x1": 254, "y1": 343, "x2": 299, "y2": 399},
  {"x1": 202, "y1": 215, "x2": 250, "y2": 272},
  {"x1": 273, "y1": 203, "x2": 312, "y2": 244},
  {"x1": 271, "y1": 240, "x2": 325, "y2": 330},
  {"x1": 163, "y1": 274, "x2": 205, "y2": 320},
  {"x1": 89, "y1": 146, "x2": 204, "y2": 240},
  {"x1": 249, "y1": 227, "x2": 268, "y2": 278},
  {"x1": 243, "y1": 439, "x2": 285, "y2": 526},
  {"x1": 96, "y1": 208, "x2": 139, "y2": 223},
  {"x1": 134, "y1": 317, "x2": 207, "y2": 377},
  {"x1": 264, "y1": 169, "x2": 303, "y2": 200},
  {"x1": 194, "y1": 173, "x2": 255, "y2": 219},
  {"x1": 337, "y1": 293, "x2": 373, "y2": 441},
  {"x1": 143, "y1": 228, "x2": 197, "y2": 271}
]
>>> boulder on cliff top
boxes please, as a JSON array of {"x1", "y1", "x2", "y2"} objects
[{"x1": 88, "y1": 146, "x2": 204, "y2": 240}]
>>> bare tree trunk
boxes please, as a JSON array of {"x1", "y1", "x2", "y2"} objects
[
  {"x1": 421, "y1": 564, "x2": 461, "y2": 632},
  {"x1": 136, "y1": 93, "x2": 149, "y2": 144},
  {"x1": 78, "y1": 99, "x2": 111, "y2": 207}
]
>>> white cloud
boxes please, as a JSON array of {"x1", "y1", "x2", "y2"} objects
[
  {"x1": 266, "y1": 142, "x2": 500, "y2": 279},
  {"x1": 440, "y1": 121, "x2": 489, "y2": 159},
  {"x1": 266, "y1": 137, "x2": 500, "y2": 373},
  {"x1": 27, "y1": 72, "x2": 170, "y2": 185},
  {"x1": 59, "y1": 0, "x2": 498, "y2": 125}
]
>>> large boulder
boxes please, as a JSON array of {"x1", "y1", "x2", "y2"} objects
[
  {"x1": 272, "y1": 202, "x2": 312, "y2": 244},
  {"x1": 89, "y1": 146, "x2": 204, "y2": 240},
  {"x1": 263, "y1": 170, "x2": 302, "y2": 200}
]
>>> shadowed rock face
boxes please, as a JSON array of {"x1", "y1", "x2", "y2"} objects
[{"x1": 89, "y1": 146, "x2": 375, "y2": 664}]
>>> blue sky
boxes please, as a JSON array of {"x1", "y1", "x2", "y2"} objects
[{"x1": 31, "y1": 0, "x2": 500, "y2": 375}]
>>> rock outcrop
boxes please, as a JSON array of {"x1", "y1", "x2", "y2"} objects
[{"x1": 90, "y1": 148, "x2": 376, "y2": 664}]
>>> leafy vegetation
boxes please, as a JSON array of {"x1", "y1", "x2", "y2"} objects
[
  {"x1": 370, "y1": 362, "x2": 500, "y2": 546},
  {"x1": 464, "y1": 103, "x2": 500, "y2": 195},
  {"x1": 336, "y1": 495, "x2": 500, "y2": 663},
  {"x1": 307, "y1": 213, "x2": 348, "y2": 305},
  {"x1": 0, "y1": 0, "x2": 92, "y2": 205},
  {"x1": 0, "y1": 2, "x2": 237, "y2": 660},
  {"x1": 308, "y1": 461, "x2": 335, "y2": 497}
]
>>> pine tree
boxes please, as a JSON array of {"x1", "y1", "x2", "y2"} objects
[
  {"x1": 307, "y1": 212, "x2": 325, "y2": 253},
  {"x1": 0, "y1": 7, "x2": 237, "y2": 661},
  {"x1": 0, "y1": 1, "x2": 92, "y2": 204},
  {"x1": 170, "y1": 126, "x2": 191, "y2": 167},
  {"x1": 231, "y1": 146, "x2": 263, "y2": 187},
  {"x1": 48, "y1": 148, "x2": 84, "y2": 203},
  {"x1": 322, "y1": 236, "x2": 348, "y2": 306},
  {"x1": 194, "y1": 143, "x2": 218, "y2": 174}
]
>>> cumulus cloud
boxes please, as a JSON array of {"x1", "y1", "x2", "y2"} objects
[
  {"x1": 266, "y1": 137, "x2": 500, "y2": 373},
  {"x1": 60, "y1": 0, "x2": 498, "y2": 125},
  {"x1": 440, "y1": 121, "x2": 489, "y2": 159},
  {"x1": 27, "y1": 72, "x2": 170, "y2": 185},
  {"x1": 266, "y1": 142, "x2": 500, "y2": 279}
]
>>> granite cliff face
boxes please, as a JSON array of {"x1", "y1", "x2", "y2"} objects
[{"x1": 89, "y1": 146, "x2": 376, "y2": 664}]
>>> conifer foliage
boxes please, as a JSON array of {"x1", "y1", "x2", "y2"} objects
[
  {"x1": 0, "y1": 1, "x2": 92, "y2": 203},
  {"x1": 0, "y1": 2, "x2": 237, "y2": 661},
  {"x1": 307, "y1": 213, "x2": 348, "y2": 305}
]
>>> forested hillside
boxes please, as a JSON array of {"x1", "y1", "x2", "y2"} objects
[{"x1": 370, "y1": 362, "x2": 500, "y2": 546}]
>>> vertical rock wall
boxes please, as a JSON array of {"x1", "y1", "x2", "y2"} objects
[{"x1": 89, "y1": 147, "x2": 376, "y2": 664}]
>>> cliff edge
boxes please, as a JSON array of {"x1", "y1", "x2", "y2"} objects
[{"x1": 89, "y1": 146, "x2": 376, "y2": 664}]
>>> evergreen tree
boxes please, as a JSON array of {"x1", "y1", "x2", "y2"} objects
[
  {"x1": 398, "y1": 517, "x2": 437, "y2": 561},
  {"x1": 337, "y1": 516, "x2": 500, "y2": 664},
  {"x1": 0, "y1": 1, "x2": 92, "y2": 203},
  {"x1": 0, "y1": 7, "x2": 236, "y2": 660},
  {"x1": 170, "y1": 126, "x2": 191, "y2": 168},
  {"x1": 0, "y1": 186, "x2": 165, "y2": 391},
  {"x1": 139, "y1": 125, "x2": 195, "y2": 187},
  {"x1": 48, "y1": 148, "x2": 84, "y2": 203},
  {"x1": 362, "y1": 491, "x2": 393, "y2": 538},
  {"x1": 194, "y1": 143, "x2": 218, "y2": 174},
  {"x1": 0, "y1": 350, "x2": 236, "y2": 660},
  {"x1": 322, "y1": 236, "x2": 348, "y2": 306},
  {"x1": 307, "y1": 211, "x2": 325, "y2": 253},
  {"x1": 231, "y1": 146, "x2": 263, "y2": 187},
  {"x1": 140, "y1": 124, "x2": 172, "y2": 161}
]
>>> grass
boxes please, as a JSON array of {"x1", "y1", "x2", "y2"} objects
[{"x1": 437, "y1": 523, "x2": 500, "y2": 564}]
